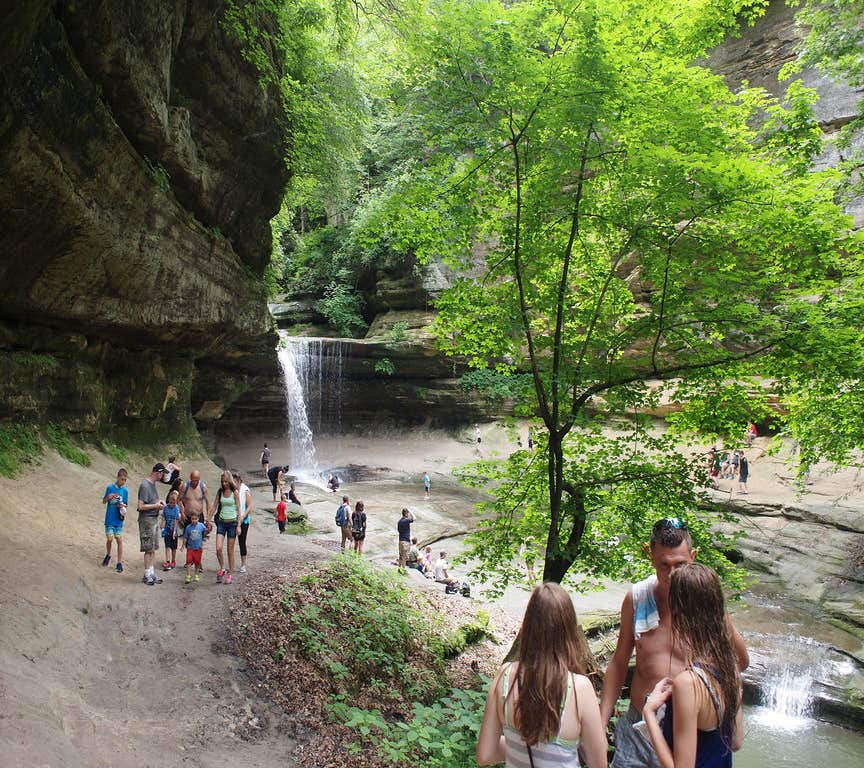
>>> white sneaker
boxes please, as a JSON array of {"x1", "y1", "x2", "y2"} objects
[{"x1": 239, "y1": 565, "x2": 247, "y2": 573}]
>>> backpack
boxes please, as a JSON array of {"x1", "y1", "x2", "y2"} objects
[
  {"x1": 444, "y1": 582, "x2": 459, "y2": 594},
  {"x1": 335, "y1": 503, "x2": 348, "y2": 527}
]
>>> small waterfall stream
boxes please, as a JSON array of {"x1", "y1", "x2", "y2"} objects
[{"x1": 276, "y1": 333, "x2": 349, "y2": 479}]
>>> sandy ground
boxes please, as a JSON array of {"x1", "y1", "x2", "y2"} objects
[
  {"x1": 1, "y1": 426, "x2": 861, "y2": 766},
  {"x1": 0, "y1": 449, "x2": 326, "y2": 768}
]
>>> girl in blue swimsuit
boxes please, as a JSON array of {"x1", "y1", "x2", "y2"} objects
[
  {"x1": 642, "y1": 563, "x2": 744, "y2": 768},
  {"x1": 477, "y1": 583, "x2": 608, "y2": 768}
]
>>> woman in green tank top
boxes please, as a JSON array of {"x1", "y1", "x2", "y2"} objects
[{"x1": 212, "y1": 470, "x2": 241, "y2": 585}]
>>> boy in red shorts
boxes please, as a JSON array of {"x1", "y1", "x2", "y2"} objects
[{"x1": 182, "y1": 510, "x2": 206, "y2": 584}]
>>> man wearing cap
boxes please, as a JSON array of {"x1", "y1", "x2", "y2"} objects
[
  {"x1": 600, "y1": 517, "x2": 749, "y2": 768},
  {"x1": 138, "y1": 463, "x2": 166, "y2": 586}
]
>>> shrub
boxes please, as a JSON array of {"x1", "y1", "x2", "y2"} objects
[
  {"x1": 45, "y1": 424, "x2": 91, "y2": 467},
  {"x1": 282, "y1": 556, "x2": 448, "y2": 704},
  {"x1": 375, "y1": 358, "x2": 395, "y2": 376},
  {"x1": 0, "y1": 423, "x2": 42, "y2": 478}
]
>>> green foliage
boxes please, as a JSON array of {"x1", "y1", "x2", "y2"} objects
[
  {"x1": 459, "y1": 369, "x2": 531, "y2": 403},
  {"x1": 143, "y1": 157, "x2": 170, "y2": 192},
  {"x1": 389, "y1": 321, "x2": 408, "y2": 342},
  {"x1": 282, "y1": 556, "x2": 448, "y2": 703},
  {"x1": 99, "y1": 440, "x2": 129, "y2": 464},
  {"x1": 315, "y1": 281, "x2": 367, "y2": 336},
  {"x1": 335, "y1": 686, "x2": 490, "y2": 768},
  {"x1": 353, "y1": 0, "x2": 859, "y2": 585},
  {"x1": 0, "y1": 423, "x2": 42, "y2": 478},
  {"x1": 456, "y1": 425, "x2": 747, "y2": 596},
  {"x1": 442, "y1": 611, "x2": 490, "y2": 658},
  {"x1": 374, "y1": 357, "x2": 396, "y2": 375},
  {"x1": 45, "y1": 424, "x2": 91, "y2": 467}
]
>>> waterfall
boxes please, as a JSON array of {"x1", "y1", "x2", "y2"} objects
[
  {"x1": 752, "y1": 636, "x2": 824, "y2": 730},
  {"x1": 761, "y1": 664, "x2": 814, "y2": 721},
  {"x1": 276, "y1": 333, "x2": 348, "y2": 478}
]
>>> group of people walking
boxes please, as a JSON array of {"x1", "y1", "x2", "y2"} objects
[
  {"x1": 100, "y1": 462, "x2": 254, "y2": 586},
  {"x1": 478, "y1": 518, "x2": 747, "y2": 768}
]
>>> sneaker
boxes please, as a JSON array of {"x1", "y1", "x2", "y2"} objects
[
  {"x1": 170, "y1": 562, "x2": 176, "y2": 569},
  {"x1": 193, "y1": 573, "x2": 200, "y2": 582},
  {"x1": 239, "y1": 565, "x2": 247, "y2": 574},
  {"x1": 162, "y1": 563, "x2": 171, "y2": 571},
  {"x1": 116, "y1": 562, "x2": 124, "y2": 573},
  {"x1": 101, "y1": 554, "x2": 111, "y2": 567},
  {"x1": 224, "y1": 573, "x2": 233, "y2": 585},
  {"x1": 185, "y1": 574, "x2": 192, "y2": 584},
  {"x1": 152, "y1": 576, "x2": 163, "y2": 584},
  {"x1": 217, "y1": 569, "x2": 225, "y2": 583},
  {"x1": 145, "y1": 575, "x2": 155, "y2": 586}
]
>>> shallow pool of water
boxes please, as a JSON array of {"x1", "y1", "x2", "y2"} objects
[{"x1": 736, "y1": 706, "x2": 864, "y2": 767}]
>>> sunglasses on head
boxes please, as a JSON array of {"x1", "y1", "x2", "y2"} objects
[{"x1": 653, "y1": 517, "x2": 688, "y2": 532}]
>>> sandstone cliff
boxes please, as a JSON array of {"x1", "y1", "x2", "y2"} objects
[{"x1": 0, "y1": 0, "x2": 288, "y2": 440}]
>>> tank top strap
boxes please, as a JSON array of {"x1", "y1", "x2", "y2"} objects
[{"x1": 691, "y1": 664, "x2": 723, "y2": 721}]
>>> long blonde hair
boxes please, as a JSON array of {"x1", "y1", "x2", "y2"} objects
[
  {"x1": 509, "y1": 582, "x2": 589, "y2": 746},
  {"x1": 670, "y1": 563, "x2": 740, "y2": 739}
]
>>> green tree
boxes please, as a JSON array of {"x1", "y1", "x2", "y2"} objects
[{"x1": 351, "y1": 0, "x2": 859, "y2": 589}]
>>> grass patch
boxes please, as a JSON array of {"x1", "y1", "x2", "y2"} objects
[
  {"x1": 100, "y1": 440, "x2": 129, "y2": 464},
  {"x1": 0, "y1": 423, "x2": 43, "y2": 478},
  {"x1": 45, "y1": 424, "x2": 91, "y2": 467}
]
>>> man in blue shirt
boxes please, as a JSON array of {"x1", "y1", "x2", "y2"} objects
[{"x1": 101, "y1": 468, "x2": 129, "y2": 572}]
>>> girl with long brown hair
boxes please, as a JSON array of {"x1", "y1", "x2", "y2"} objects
[
  {"x1": 642, "y1": 563, "x2": 744, "y2": 768},
  {"x1": 477, "y1": 582, "x2": 607, "y2": 768}
]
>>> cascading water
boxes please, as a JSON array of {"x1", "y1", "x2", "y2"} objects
[{"x1": 277, "y1": 332, "x2": 348, "y2": 479}]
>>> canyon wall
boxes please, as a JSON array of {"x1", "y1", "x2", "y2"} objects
[{"x1": 0, "y1": 0, "x2": 288, "y2": 441}]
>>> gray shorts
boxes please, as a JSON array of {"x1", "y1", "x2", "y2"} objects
[
  {"x1": 611, "y1": 704, "x2": 660, "y2": 768},
  {"x1": 138, "y1": 515, "x2": 161, "y2": 553}
]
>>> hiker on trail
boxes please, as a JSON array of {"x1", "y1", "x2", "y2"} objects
[
  {"x1": 233, "y1": 471, "x2": 253, "y2": 574},
  {"x1": 423, "y1": 471, "x2": 431, "y2": 499},
  {"x1": 182, "y1": 510, "x2": 206, "y2": 585},
  {"x1": 212, "y1": 470, "x2": 241, "y2": 585},
  {"x1": 599, "y1": 517, "x2": 748, "y2": 768},
  {"x1": 351, "y1": 500, "x2": 367, "y2": 555},
  {"x1": 745, "y1": 423, "x2": 757, "y2": 448},
  {"x1": 336, "y1": 495, "x2": 352, "y2": 551},
  {"x1": 161, "y1": 489, "x2": 181, "y2": 571},
  {"x1": 476, "y1": 582, "x2": 608, "y2": 768},
  {"x1": 101, "y1": 467, "x2": 128, "y2": 573},
  {"x1": 179, "y1": 470, "x2": 210, "y2": 530},
  {"x1": 260, "y1": 442, "x2": 271, "y2": 476},
  {"x1": 160, "y1": 456, "x2": 181, "y2": 485},
  {"x1": 137, "y1": 463, "x2": 166, "y2": 586},
  {"x1": 737, "y1": 451, "x2": 749, "y2": 495},
  {"x1": 642, "y1": 563, "x2": 744, "y2": 768},
  {"x1": 397, "y1": 507, "x2": 415, "y2": 570}
]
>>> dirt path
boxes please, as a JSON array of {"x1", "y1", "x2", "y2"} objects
[{"x1": 0, "y1": 449, "x2": 331, "y2": 768}]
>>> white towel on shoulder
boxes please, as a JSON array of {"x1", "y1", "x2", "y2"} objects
[{"x1": 632, "y1": 574, "x2": 659, "y2": 639}]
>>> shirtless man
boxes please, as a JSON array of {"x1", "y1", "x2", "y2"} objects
[
  {"x1": 600, "y1": 517, "x2": 748, "y2": 768},
  {"x1": 180, "y1": 470, "x2": 211, "y2": 529}
]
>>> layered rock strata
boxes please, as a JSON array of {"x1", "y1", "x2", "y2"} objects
[{"x1": 0, "y1": 0, "x2": 288, "y2": 439}]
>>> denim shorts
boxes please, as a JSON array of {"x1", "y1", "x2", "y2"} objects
[
  {"x1": 105, "y1": 524, "x2": 124, "y2": 537},
  {"x1": 216, "y1": 519, "x2": 238, "y2": 539}
]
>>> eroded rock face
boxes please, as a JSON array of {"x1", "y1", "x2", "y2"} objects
[{"x1": 0, "y1": 0, "x2": 288, "y2": 438}]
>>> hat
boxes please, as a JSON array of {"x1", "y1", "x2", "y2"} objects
[{"x1": 152, "y1": 462, "x2": 167, "y2": 474}]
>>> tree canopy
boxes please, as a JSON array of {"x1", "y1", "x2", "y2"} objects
[{"x1": 316, "y1": 0, "x2": 862, "y2": 590}]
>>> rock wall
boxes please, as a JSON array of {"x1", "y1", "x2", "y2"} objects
[
  {"x1": 0, "y1": 0, "x2": 288, "y2": 440},
  {"x1": 709, "y1": 0, "x2": 864, "y2": 228}
]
